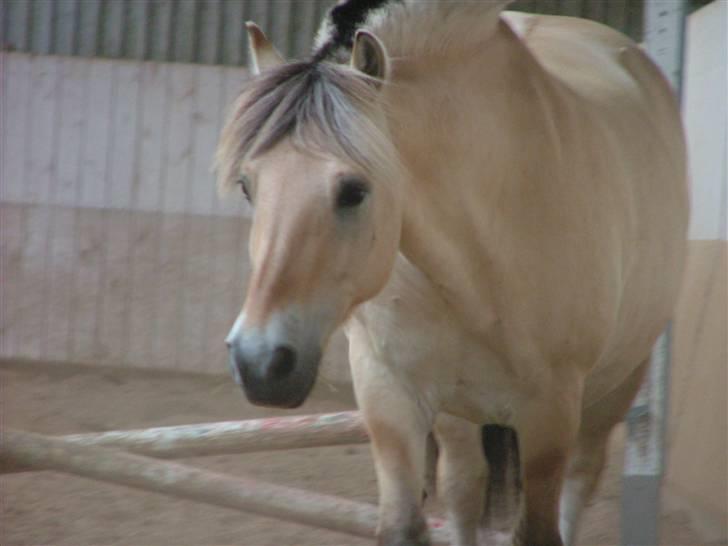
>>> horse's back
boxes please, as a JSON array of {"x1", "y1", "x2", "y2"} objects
[
  {"x1": 495, "y1": 13, "x2": 687, "y2": 376},
  {"x1": 504, "y1": 12, "x2": 645, "y2": 96},
  {"x1": 505, "y1": 12, "x2": 689, "y2": 391}
]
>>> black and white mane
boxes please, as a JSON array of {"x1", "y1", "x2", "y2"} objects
[
  {"x1": 313, "y1": 0, "x2": 400, "y2": 62},
  {"x1": 312, "y1": 0, "x2": 510, "y2": 62}
]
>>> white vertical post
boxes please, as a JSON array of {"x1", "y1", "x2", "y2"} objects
[
  {"x1": 643, "y1": 0, "x2": 688, "y2": 94},
  {"x1": 621, "y1": 2, "x2": 686, "y2": 545}
]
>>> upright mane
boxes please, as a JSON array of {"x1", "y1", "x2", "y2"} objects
[
  {"x1": 215, "y1": 61, "x2": 398, "y2": 193},
  {"x1": 313, "y1": 0, "x2": 397, "y2": 62},
  {"x1": 314, "y1": 0, "x2": 510, "y2": 61}
]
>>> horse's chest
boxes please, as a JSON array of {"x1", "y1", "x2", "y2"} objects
[
  {"x1": 354, "y1": 258, "x2": 478, "y2": 373},
  {"x1": 349, "y1": 263, "x2": 526, "y2": 423},
  {"x1": 363, "y1": 299, "x2": 468, "y2": 373}
]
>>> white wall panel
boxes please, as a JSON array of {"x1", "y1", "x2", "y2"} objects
[
  {"x1": 0, "y1": 52, "x2": 251, "y2": 372},
  {"x1": 683, "y1": 0, "x2": 727, "y2": 242}
]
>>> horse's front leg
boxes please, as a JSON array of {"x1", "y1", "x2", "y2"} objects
[
  {"x1": 351, "y1": 357, "x2": 435, "y2": 545},
  {"x1": 513, "y1": 380, "x2": 582, "y2": 546},
  {"x1": 433, "y1": 413, "x2": 487, "y2": 546}
]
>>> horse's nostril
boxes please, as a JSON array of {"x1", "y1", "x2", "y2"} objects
[{"x1": 266, "y1": 345, "x2": 296, "y2": 380}]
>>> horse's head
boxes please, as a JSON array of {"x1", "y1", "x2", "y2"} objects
[{"x1": 216, "y1": 24, "x2": 402, "y2": 408}]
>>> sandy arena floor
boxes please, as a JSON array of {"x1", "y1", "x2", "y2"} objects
[{"x1": 0, "y1": 359, "x2": 710, "y2": 545}]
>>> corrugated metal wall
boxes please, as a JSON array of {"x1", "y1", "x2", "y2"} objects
[
  {"x1": 0, "y1": 0, "x2": 334, "y2": 64},
  {"x1": 0, "y1": 0, "x2": 646, "y2": 66}
]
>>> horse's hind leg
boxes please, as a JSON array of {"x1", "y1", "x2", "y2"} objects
[
  {"x1": 558, "y1": 429, "x2": 610, "y2": 546},
  {"x1": 559, "y1": 360, "x2": 649, "y2": 546},
  {"x1": 433, "y1": 419, "x2": 522, "y2": 546},
  {"x1": 433, "y1": 413, "x2": 487, "y2": 546},
  {"x1": 481, "y1": 425, "x2": 521, "y2": 543}
]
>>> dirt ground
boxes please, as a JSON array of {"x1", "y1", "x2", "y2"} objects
[{"x1": 0, "y1": 359, "x2": 711, "y2": 545}]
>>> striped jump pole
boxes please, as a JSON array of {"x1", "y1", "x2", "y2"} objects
[
  {"x1": 0, "y1": 411, "x2": 368, "y2": 474},
  {"x1": 0, "y1": 428, "x2": 451, "y2": 544}
]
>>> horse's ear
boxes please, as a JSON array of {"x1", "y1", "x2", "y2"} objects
[
  {"x1": 246, "y1": 22, "x2": 284, "y2": 76},
  {"x1": 350, "y1": 30, "x2": 389, "y2": 84}
]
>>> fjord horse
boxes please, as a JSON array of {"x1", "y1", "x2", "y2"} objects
[{"x1": 217, "y1": 2, "x2": 688, "y2": 544}]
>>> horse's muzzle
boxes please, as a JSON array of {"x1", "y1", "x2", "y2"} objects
[{"x1": 227, "y1": 341, "x2": 318, "y2": 408}]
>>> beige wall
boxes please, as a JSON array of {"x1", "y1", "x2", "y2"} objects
[
  {"x1": 668, "y1": 241, "x2": 727, "y2": 541},
  {"x1": 1, "y1": 203, "x2": 248, "y2": 372},
  {"x1": 664, "y1": 1, "x2": 727, "y2": 540},
  {"x1": 0, "y1": 52, "x2": 248, "y2": 372},
  {"x1": 0, "y1": 202, "x2": 352, "y2": 385}
]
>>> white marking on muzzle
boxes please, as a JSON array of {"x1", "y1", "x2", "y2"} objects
[
  {"x1": 226, "y1": 303, "x2": 336, "y2": 365},
  {"x1": 226, "y1": 313, "x2": 246, "y2": 346}
]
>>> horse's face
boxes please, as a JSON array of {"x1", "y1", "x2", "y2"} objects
[
  {"x1": 226, "y1": 138, "x2": 401, "y2": 407},
  {"x1": 221, "y1": 25, "x2": 398, "y2": 407},
  {"x1": 220, "y1": 25, "x2": 399, "y2": 407}
]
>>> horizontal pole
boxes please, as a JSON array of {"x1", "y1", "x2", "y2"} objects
[
  {"x1": 0, "y1": 429, "x2": 450, "y2": 543},
  {"x1": 1, "y1": 411, "x2": 369, "y2": 474}
]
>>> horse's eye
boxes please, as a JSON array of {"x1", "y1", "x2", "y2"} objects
[
  {"x1": 336, "y1": 178, "x2": 369, "y2": 209},
  {"x1": 237, "y1": 176, "x2": 252, "y2": 203}
]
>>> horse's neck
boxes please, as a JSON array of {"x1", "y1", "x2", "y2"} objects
[{"x1": 385, "y1": 21, "x2": 564, "y2": 334}]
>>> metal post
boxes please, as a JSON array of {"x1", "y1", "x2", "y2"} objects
[
  {"x1": 622, "y1": 2, "x2": 686, "y2": 544},
  {"x1": 622, "y1": 327, "x2": 673, "y2": 545},
  {"x1": 642, "y1": 0, "x2": 688, "y2": 95}
]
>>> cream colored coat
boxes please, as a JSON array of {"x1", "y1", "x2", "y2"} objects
[
  {"x1": 344, "y1": 9, "x2": 687, "y2": 546},
  {"x1": 224, "y1": 4, "x2": 688, "y2": 545}
]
